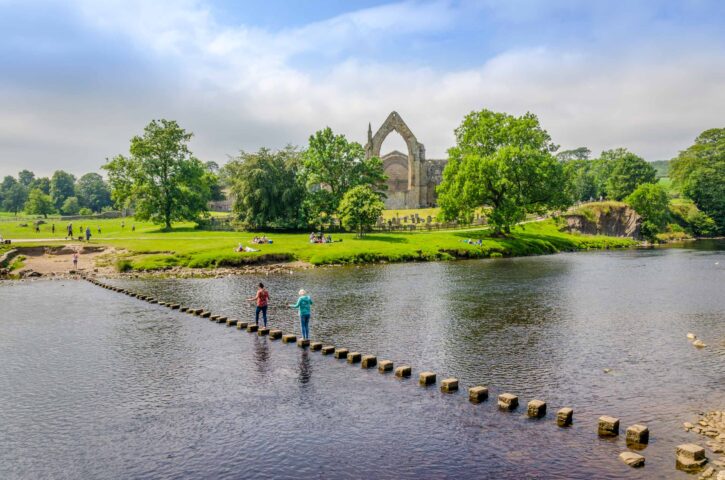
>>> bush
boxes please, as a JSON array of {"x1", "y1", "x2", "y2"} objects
[
  {"x1": 78, "y1": 207, "x2": 93, "y2": 215},
  {"x1": 115, "y1": 258, "x2": 133, "y2": 272}
]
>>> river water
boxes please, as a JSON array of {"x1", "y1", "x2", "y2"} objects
[{"x1": 1, "y1": 241, "x2": 723, "y2": 479}]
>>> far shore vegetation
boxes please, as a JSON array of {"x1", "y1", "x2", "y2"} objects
[{"x1": 1, "y1": 108, "x2": 722, "y2": 273}]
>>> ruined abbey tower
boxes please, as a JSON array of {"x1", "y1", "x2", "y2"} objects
[{"x1": 364, "y1": 111, "x2": 447, "y2": 209}]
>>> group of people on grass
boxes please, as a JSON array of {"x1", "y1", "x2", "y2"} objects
[
  {"x1": 309, "y1": 232, "x2": 334, "y2": 244},
  {"x1": 251, "y1": 236, "x2": 273, "y2": 244},
  {"x1": 247, "y1": 282, "x2": 313, "y2": 340},
  {"x1": 463, "y1": 238, "x2": 483, "y2": 246}
]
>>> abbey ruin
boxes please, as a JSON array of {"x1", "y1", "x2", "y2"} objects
[{"x1": 364, "y1": 111, "x2": 447, "y2": 209}]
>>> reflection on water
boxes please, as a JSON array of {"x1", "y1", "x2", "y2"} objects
[{"x1": 1, "y1": 240, "x2": 723, "y2": 479}]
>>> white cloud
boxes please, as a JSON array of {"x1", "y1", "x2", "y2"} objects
[{"x1": 0, "y1": 0, "x2": 723, "y2": 177}]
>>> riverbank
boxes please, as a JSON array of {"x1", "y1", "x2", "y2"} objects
[{"x1": 0, "y1": 219, "x2": 638, "y2": 277}]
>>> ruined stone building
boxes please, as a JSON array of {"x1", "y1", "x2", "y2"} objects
[{"x1": 364, "y1": 111, "x2": 447, "y2": 209}]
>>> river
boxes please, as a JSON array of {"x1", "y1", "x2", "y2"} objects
[{"x1": 1, "y1": 241, "x2": 723, "y2": 479}]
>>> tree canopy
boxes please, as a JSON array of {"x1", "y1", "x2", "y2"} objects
[
  {"x1": 103, "y1": 119, "x2": 210, "y2": 229},
  {"x1": 224, "y1": 147, "x2": 305, "y2": 229},
  {"x1": 437, "y1": 109, "x2": 570, "y2": 233},
  {"x1": 626, "y1": 183, "x2": 669, "y2": 240},
  {"x1": 76, "y1": 173, "x2": 112, "y2": 212},
  {"x1": 338, "y1": 185, "x2": 385, "y2": 237},
  {"x1": 301, "y1": 127, "x2": 386, "y2": 226},
  {"x1": 602, "y1": 148, "x2": 657, "y2": 200},
  {"x1": 670, "y1": 128, "x2": 725, "y2": 234},
  {"x1": 24, "y1": 189, "x2": 55, "y2": 218},
  {"x1": 50, "y1": 170, "x2": 76, "y2": 210}
]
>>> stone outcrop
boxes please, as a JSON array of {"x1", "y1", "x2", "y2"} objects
[{"x1": 564, "y1": 203, "x2": 642, "y2": 239}]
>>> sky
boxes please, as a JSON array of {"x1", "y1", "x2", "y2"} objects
[{"x1": 1, "y1": 0, "x2": 724, "y2": 178}]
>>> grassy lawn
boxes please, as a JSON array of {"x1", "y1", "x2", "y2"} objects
[{"x1": 0, "y1": 213, "x2": 637, "y2": 271}]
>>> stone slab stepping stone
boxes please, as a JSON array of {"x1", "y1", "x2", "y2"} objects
[
  {"x1": 395, "y1": 365, "x2": 412, "y2": 377},
  {"x1": 309, "y1": 342, "x2": 322, "y2": 351},
  {"x1": 599, "y1": 416, "x2": 620, "y2": 436},
  {"x1": 527, "y1": 400, "x2": 547, "y2": 418},
  {"x1": 282, "y1": 334, "x2": 297, "y2": 343},
  {"x1": 498, "y1": 393, "x2": 518, "y2": 410},
  {"x1": 247, "y1": 324, "x2": 259, "y2": 332},
  {"x1": 347, "y1": 352, "x2": 362, "y2": 364},
  {"x1": 297, "y1": 339, "x2": 310, "y2": 348},
  {"x1": 378, "y1": 360, "x2": 393, "y2": 372},
  {"x1": 440, "y1": 378, "x2": 458, "y2": 393},
  {"x1": 419, "y1": 371, "x2": 436, "y2": 386},
  {"x1": 469, "y1": 386, "x2": 488, "y2": 403},
  {"x1": 321, "y1": 345, "x2": 335, "y2": 355},
  {"x1": 258, "y1": 327, "x2": 270, "y2": 336},
  {"x1": 626, "y1": 424, "x2": 649, "y2": 445},
  {"x1": 557, "y1": 408, "x2": 573, "y2": 427},
  {"x1": 361, "y1": 355, "x2": 377, "y2": 369},
  {"x1": 334, "y1": 348, "x2": 349, "y2": 359},
  {"x1": 269, "y1": 329, "x2": 282, "y2": 339},
  {"x1": 619, "y1": 452, "x2": 645, "y2": 468}
]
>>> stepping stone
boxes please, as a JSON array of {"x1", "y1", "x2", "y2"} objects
[
  {"x1": 334, "y1": 348, "x2": 349, "y2": 359},
  {"x1": 236, "y1": 321, "x2": 249, "y2": 329},
  {"x1": 347, "y1": 352, "x2": 362, "y2": 364},
  {"x1": 216, "y1": 316, "x2": 228, "y2": 323},
  {"x1": 527, "y1": 400, "x2": 547, "y2": 418},
  {"x1": 619, "y1": 452, "x2": 645, "y2": 468},
  {"x1": 676, "y1": 444, "x2": 707, "y2": 472},
  {"x1": 361, "y1": 355, "x2": 377, "y2": 369},
  {"x1": 247, "y1": 324, "x2": 258, "y2": 333},
  {"x1": 310, "y1": 342, "x2": 322, "y2": 351},
  {"x1": 598, "y1": 416, "x2": 620, "y2": 436},
  {"x1": 378, "y1": 360, "x2": 393, "y2": 372},
  {"x1": 395, "y1": 365, "x2": 412, "y2": 377},
  {"x1": 498, "y1": 393, "x2": 518, "y2": 410},
  {"x1": 626, "y1": 424, "x2": 649, "y2": 445},
  {"x1": 469, "y1": 386, "x2": 488, "y2": 403},
  {"x1": 269, "y1": 329, "x2": 282, "y2": 339},
  {"x1": 557, "y1": 408, "x2": 573, "y2": 427},
  {"x1": 200, "y1": 311, "x2": 211, "y2": 318},
  {"x1": 258, "y1": 327, "x2": 270, "y2": 336},
  {"x1": 440, "y1": 378, "x2": 458, "y2": 393},
  {"x1": 282, "y1": 334, "x2": 297, "y2": 343},
  {"x1": 297, "y1": 339, "x2": 310, "y2": 348},
  {"x1": 321, "y1": 345, "x2": 335, "y2": 355},
  {"x1": 419, "y1": 371, "x2": 436, "y2": 386},
  {"x1": 226, "y1": 318, "x2": 238, "y2": 326}
]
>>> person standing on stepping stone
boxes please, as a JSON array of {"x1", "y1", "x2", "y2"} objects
[
  {"x1": 290, "y1": 289, "x2": 313, "y2": 340},
  {"x1": 247, "y1": 283, "x2": 270, "y2": 327}
]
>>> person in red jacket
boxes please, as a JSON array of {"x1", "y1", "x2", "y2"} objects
[{"x1": 247, "y1": 283, "x2": 270, "y2": 327}]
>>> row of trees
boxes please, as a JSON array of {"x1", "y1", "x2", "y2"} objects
[
  {"x1": 435, "y1": 108, "x2": 723, "y2": 237},
  {"x1": 0, "y1": 169, "x2": 112, "y2": 217},
  {"x1": 220, "y1": 127, "x2": 387, "y2": 234}
]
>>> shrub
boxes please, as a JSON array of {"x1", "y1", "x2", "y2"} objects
[
  {"x1": 78, "y1": 207, "x2": 93, "y2": 215},
  {"x1": 115, "y1": 258, "x2": 133, "y2": 272}
]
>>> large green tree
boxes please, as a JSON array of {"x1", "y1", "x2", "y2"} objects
[
  {"x1": 0, "y1": 175, "x2": 18, "y2": 206},
  {"x1": 24, "y1": 189, "x2": 55, "y2": 218},
  {"x1": 103, "y1": 119, "x2": 210, "y2": 229},
  {"x1": 50, "y1": 170, "x2": 76, "y2": 210},
  {"x1": 2, "y1": 183, "x2": 28, "y2": 215},
  {"x1": 76, "y1": 173, "x2": 112, "y2": 212},
  {"x1": 602, "y1": 148, "x2": 656, "y2": 200},
  {"x1": 302, "y1": 127, "x2": 386, "y2": 226},
  {"x1": 338, "y1": 185, "x2": 385, "y2": 237},
  {"x1": 670, "y1": 128, "x2": 725, "y2": 234},
  {"x1": 437, "y1": 109, "x2": 570, "y2": 233},
  {"x1": 30, "y1": 177, "x2": 51, "y2": 195},
  {"x1": 225, "y1": 147, "x2": 305, "y2": 229},
  {"x1": 18, "y1": 169, "x2": 35, "y2": 187},
  {"x1": 626, "y1": 183, "x2": 669, "y2": 240}
]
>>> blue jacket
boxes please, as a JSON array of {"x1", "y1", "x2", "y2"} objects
[{"x1": 291, "y1": 295, "x2": 313, "y2": 315}]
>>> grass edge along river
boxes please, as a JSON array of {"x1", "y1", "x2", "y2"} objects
[{"x1": 0, "y1": 216, "x2": 637, "y2": 274}]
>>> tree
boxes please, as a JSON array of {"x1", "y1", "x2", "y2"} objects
[
  {"x1": 302, "y1": 127, "x2": 386, "y2": 226},
  {"x1": 50, "y1": 170, "x2": 76, "y2": 210},
  {"x1": 563, "y1": 160, "x2": 598, "y2": 202},
  {"x1": 202, "y1": 163, "x2": 225, "y2": 202},
  {"x1": 601, "y1": 148, "x2": 656, "y2": 200},
  {"x1": 338, "y1": 185, "x2": 385, "y2": 237},
  {"x1": 18, "y1": 169, "x2": 35, "y2": 187},
  {"x1": 626, "y1": 183, "x2": 669, "y2": 240},
  {"x1": 225, "y1": 147, "x2": 305, "y2": 229},
  {"x1": 24, "y1": 189, "x2": 55, "y2": 218},
  {"x1": 670, "y1": 128, "x2": 725, "y2": 234},
  {"x1": 61, "y1": 196, "x2": 81, "y2": 215},
  {"x1": 103, "y1": 119, "x2": 210, "y2": 229},
  {"x1": 0, "y1": 175, "x2": 18, "y2": 206},
  {"x1": 437, "y1": 109, "x2": 570, "y2": 234},
  {"x1": 30, "y1": 177, "x2": 51, "y2": 194},
  {"x1": 557, "y1": 147, "x2": 591, "y2": 162},
  {"x1": 76, "y1": 173, "x2": 112, "y2": 212},
  {"x1": 2, "y1": 183, "x2": 28, "y2": 215}
]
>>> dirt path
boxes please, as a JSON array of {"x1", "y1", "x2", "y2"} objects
[{"x1": 16, "y1": 245, "x2": 116, "y2": 276}]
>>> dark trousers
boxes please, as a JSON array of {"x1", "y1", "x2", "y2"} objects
[{"x1": 255, "y1": 305, "x2": 268, "y2": 327}]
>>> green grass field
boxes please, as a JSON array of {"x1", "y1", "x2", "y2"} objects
[{"x1": 0, "y1": 213, "x2": 637, "y2": 271}]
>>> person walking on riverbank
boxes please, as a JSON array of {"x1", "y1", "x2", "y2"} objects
[
  {"x1": 290, "y1": 289, "x2": 313, "y2": 340},
  {"x1": 72, "y1": 251, "x2": 79, "y2": 270},
  {"x1": 247, "y1": 283, "x2": 270, "y2": 327},
  {"x1": 85, "y1": 226, "x2": 91, "y2": 242}
]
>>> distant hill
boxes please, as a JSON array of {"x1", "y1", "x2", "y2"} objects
[{"x1": 650, "y1": 160, "x2": 670, "y2": 179}]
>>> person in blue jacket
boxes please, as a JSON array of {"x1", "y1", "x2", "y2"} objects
[{"x1": 290, "y1": 289, "x2": 313, "y2": 340}]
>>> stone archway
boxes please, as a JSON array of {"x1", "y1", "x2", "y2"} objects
[{"x1": 365, "y1": 111, "x2": 427, "y2": 208}]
